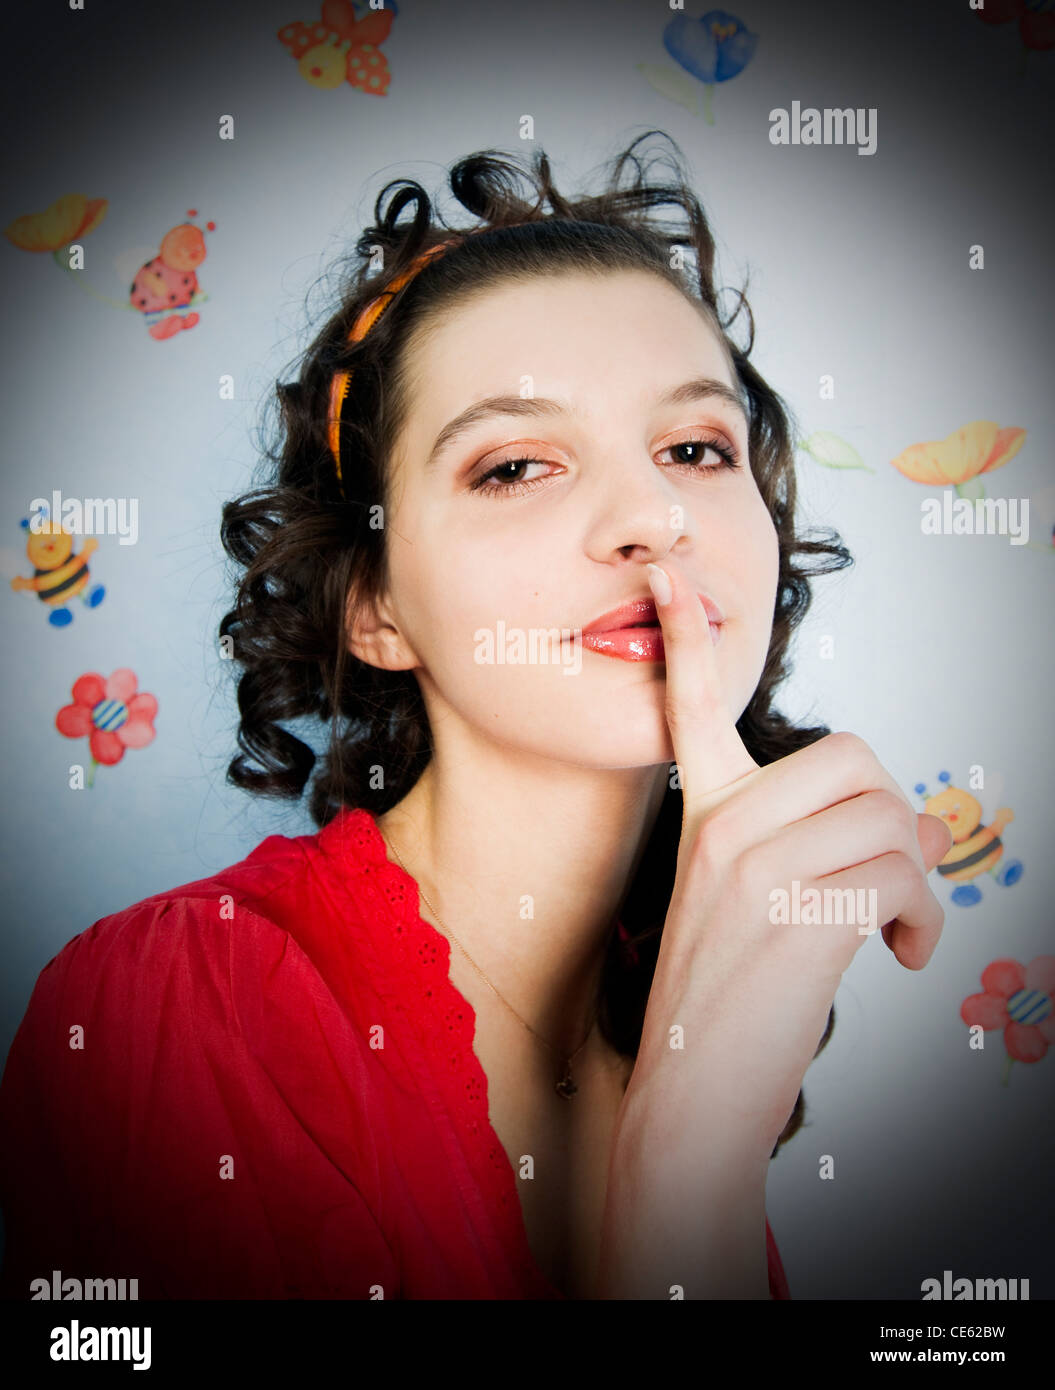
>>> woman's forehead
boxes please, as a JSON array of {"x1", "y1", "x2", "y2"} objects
[{"x1": 401, "y1": 274, "x2": 737, "y2": 431}]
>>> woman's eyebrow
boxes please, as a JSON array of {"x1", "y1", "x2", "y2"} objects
[{"x1": 424, "y1": 376, "x2": 749, "y2": 471}]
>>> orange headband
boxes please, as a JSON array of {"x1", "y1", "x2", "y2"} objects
[{"x1": 328, "y1": 231, "x2": 478, "y2": 493}]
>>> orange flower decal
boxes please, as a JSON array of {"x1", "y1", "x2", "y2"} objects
[
  {"x1": 890, "y1": 420, "x2": 1025, "y2": 488},
  {"x1": 4, "y1": 193, "x2": 108, "y2": 253}
]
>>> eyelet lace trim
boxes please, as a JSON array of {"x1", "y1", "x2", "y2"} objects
[{"x1": 320, "y1": 808, "x2": 520, "y2": 1224}]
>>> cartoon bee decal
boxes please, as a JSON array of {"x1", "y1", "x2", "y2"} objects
[
  {"x1": 915, "y1": 770, "x2": 1023, "y2": 908},
  {"x1": 278, "y1": 0, "x2": 398, "y2": 94},
  {"x1": 11, "y1": 516, "x2": 105, "y2": 626},
  {"x1": 129, "y1": 211, "x2": 215, "y2": 340}
]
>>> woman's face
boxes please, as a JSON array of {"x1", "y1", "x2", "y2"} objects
[{"x1": 357, "y1": 269, "x2": 780, "y2": 770}]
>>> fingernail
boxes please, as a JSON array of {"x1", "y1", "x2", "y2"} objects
[{"x1": 646, "y1": 563, "x2": 672, "y2": 607}]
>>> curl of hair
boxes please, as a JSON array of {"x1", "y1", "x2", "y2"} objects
[{"x1": 219, "y1": 131, "x2": 853, "y2": 1158}]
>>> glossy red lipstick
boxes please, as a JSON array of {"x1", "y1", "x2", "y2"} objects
[{"x1": 579, "y1": 594, "x2": 723, "y2": 662}]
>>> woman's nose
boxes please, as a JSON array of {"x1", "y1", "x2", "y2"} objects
[{"x1": 583, "y1": 451, "x2": 697, "y2": 560}]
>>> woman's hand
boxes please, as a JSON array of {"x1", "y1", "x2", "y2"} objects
[{"x1": 619, "y1": 553, "x2": 952, "y2": 1171}]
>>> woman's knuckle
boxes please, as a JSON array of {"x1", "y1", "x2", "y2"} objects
[
  {"x1": 827, "y1": 730, "x2": 867, "y2": 758},
  {"x1": 825, "y1": 730, "x2": 875, "y2": 782},
  {"x1": 887, "y1": 849, "x2": 920, "y2": 894},
  {"x1": 737, "y1": 840, "x2": 768, "y2": 887},
  {"x1": 870, "y1": 786, "x2": 902, "y2": 817},
  {"x1": 692, "y1": 816, "x2": 730, "y2": 874},
  {"x1": 872, "y1": 788, "x2": 916, "y2": 842},
  {"x1": 720, "y1": 855, "x2": 753, "y2": 914}
]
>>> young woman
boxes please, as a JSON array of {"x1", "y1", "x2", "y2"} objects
[{"x1": 0, "y1": 131, "x2": 950, "y2": 1301}]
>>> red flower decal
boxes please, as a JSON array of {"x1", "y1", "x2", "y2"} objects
[
  {"x1": 961, "y1": 956, "x2": 1055, "y2": 1084},
  {"x1": 56, "y1": 668, "x2": 158, "y2": 786}
]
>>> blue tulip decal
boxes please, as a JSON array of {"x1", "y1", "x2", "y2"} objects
[{"x1": 640, "y1": 10, "x2": 758, "y2": 124}]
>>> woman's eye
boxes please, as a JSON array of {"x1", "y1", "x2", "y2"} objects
[
  {"x1": 467, "y1": 435, "x2": 740, "y2": 499},
  {"x1": 662, "y1": 437, "x2": 740, "y2": 471},
  {"x1": 467, "y1": 456, "x2": 553, "y2": 496}
]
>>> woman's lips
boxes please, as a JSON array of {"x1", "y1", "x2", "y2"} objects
[
  {"x1": 580, "y1": 622, "x2": 721, "y2": 662},
  {"x1": 579, "y1": 592, "x2": 723, "y2": 662}
]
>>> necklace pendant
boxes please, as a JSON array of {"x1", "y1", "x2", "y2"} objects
[{"x1": 555, "y1": 1067, "x2": 577, "y2": 1099}]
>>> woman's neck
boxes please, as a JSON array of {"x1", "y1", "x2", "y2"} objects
[{"x1": 375, "y1": 749, "x2": 669, "y2": 1058}]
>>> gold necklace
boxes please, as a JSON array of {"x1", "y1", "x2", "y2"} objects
[{"x1": 385, "y1": 835, "x2": 598, "y2": 1098}]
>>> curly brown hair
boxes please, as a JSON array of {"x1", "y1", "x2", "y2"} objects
[{"x1": 219, "y1": 130, "x2": 851, "y2": 1157}]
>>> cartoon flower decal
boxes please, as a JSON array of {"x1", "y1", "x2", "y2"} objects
[
  {"x1": 890, "y1": 420, "x2": 1025, "y2": 498},
  {"x1": 4, "y1": 194, "x2": 107, "y2": 253},
  {"x1": 961, "y1": 956, "x2": 1055, "y2": 1085},
  {"x1": 639, "y1": 9, "x2": 758, "y2": 125},
  {"x1": 976, "y1": 0, "x2": 1055, "y2": 53},
  {"x1": 55, "y1": 668, "x2": 157, "y2": 787}
]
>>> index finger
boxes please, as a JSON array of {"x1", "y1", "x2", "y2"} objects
[{"x1": 646, "y1": 557, "x2": 760, "y2": 822}]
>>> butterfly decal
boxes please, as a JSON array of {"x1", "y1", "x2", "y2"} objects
[{"x1": 278, "y1": 0, "x2": 398, "y2": 95}]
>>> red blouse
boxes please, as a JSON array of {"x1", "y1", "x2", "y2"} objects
[{"x1": 0, "y1": 806, "x2": 791, "y2": 1300}]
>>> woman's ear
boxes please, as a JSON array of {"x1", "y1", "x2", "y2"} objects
[{"x1": 345, "y1": 582, "x2": 419, "y2": 672}]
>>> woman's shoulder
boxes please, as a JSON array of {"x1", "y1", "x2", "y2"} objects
[
  {"x1": 0, "y1": 818, "x2": 402, "y2": 1299},
  {"x1": 2, "y1": 805, "x2": 408, "y2": 1139},
  {"x1": 37, "y1": 806, "x2": 381, "y2": 976},
  {"x1": 33, "y1": 834, "x2": 306, "y2": 996},
  {"x1": 2, "y1": 816, "x2": 394, "y2": 1129},
  {"x1": 19, "y1": 813, "x2": 384, "y2": 1052}
]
